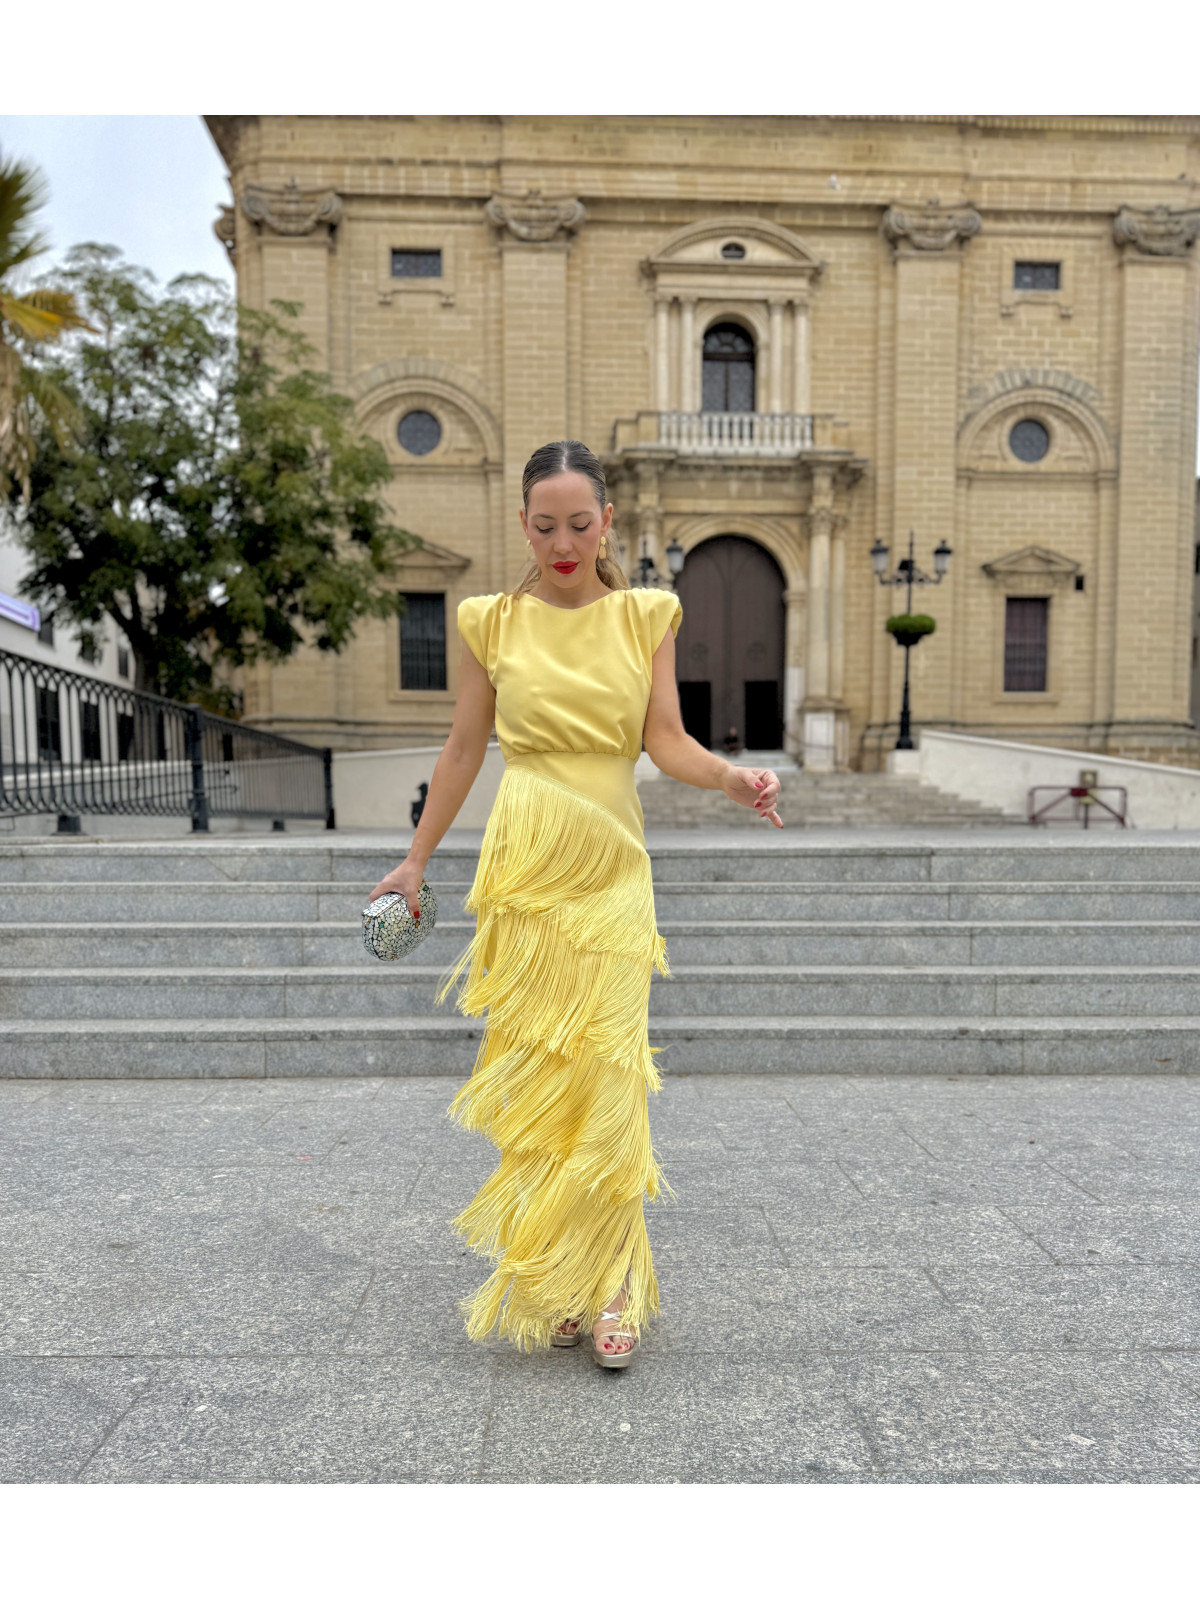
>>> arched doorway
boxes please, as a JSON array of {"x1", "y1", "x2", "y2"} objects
[{"x1": 674, "y1": 535, "x2": 786, "y2": 750}]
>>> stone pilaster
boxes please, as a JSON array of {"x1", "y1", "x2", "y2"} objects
[
  {"x1": 486, "y1": 191, "x2": 585, "y2": 576},
  {"x1": 240, "y1": 179, "x2": 344, "y2": 366},
  {"x1": 1111, "y1": 207, "x2": 1200, "y2": 728},
  {"x1": 882, "y1": 199, "x2": 980, "y2": 733}
]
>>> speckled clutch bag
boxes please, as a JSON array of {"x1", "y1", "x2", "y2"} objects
[{"x1": 361, "y1": 883, "x2": 438, "y2": 961}]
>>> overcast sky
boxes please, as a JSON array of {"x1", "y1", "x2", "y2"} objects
[{"x1": 0, "y1": 115, "x2": 232, "y2": 287}]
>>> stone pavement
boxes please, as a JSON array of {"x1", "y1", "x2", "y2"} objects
[{"x1": 3, "y1": 1070, "x2": 1200, "y2": 1483}]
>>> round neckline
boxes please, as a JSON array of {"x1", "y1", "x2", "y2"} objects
[{"x1": 523, "y1": 587, "x2": 626, "y2": 614}]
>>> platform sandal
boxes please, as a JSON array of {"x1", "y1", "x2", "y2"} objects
[
  {"x1": 550, "y1": 1316, "x2": 584, "y2": 1347},
  {"x1": 591, "y1": 1310, "x2": 638, "y2": 1369}
]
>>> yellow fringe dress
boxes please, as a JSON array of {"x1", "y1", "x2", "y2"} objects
[{"x1": 436, "y1": 585, "x2": 684, "y2": 1351}]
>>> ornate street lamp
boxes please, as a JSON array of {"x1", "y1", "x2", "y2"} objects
[
  {"x1": 666, "y1": 537, "x2": 685, "y2": 581},
  {"x1": 870, "y1": 530, "x2": 953, "y2": 750},
  {"x1": 636, "y1": 534, "x2": 686, "y2": 587}
]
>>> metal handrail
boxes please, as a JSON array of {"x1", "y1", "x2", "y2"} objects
[{"x1": 0, "y1": 647, "x2": 334, "y2": 831}]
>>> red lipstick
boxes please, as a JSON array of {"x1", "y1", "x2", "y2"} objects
[{"x1": 552, "y1": 561, "x2": 578, "y2": 573}]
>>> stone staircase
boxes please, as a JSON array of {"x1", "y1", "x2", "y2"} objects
[
  {"x1": 637, "y1": 769, "x2": 1018, "y2": 828},
  {"x1": 2, "y1": 833, "x2": 1200, "y2": 1079}
]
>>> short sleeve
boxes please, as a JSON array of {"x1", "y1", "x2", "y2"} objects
[
  {"x1": 646, "y1": 590, "x2": 683, "y2": 656},
  {"x1": 457, "y1": 594, "x2": 493, "y2": 672}
]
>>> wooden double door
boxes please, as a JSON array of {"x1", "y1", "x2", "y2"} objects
[{"x1": 673, "y1": 536, "x2": 786, "y2": 750}]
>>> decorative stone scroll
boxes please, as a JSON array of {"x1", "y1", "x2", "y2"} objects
[
  {"x1": 882, "y1": 200, "x2": 982, "y2": 252},
  {"x1": 241, "y1": 178, "x2": 344, "y2": 238},
  {"x1": 1112, "y1": 205, "x2": 1200, "y2": 257},
  {"x1": 485, "y1": 190, "x2": 586, "y2": 243},
  {"x1": 213, "y1": 204, "x2": 236, "y2": 265}
]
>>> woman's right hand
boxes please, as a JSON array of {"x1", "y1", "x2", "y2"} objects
[{"x1": 368, "y1": 856, "x2": 425, "y2": 921}]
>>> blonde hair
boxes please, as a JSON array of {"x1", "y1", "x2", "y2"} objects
[{"x1": 509, "y1": 439, "x2": 631, "y2": 597}]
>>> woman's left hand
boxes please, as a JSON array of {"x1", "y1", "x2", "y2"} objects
[{"x1": 721, "y1": 765, "x2": 783, "y2": 828}]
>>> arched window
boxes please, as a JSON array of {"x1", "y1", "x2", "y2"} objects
[{"x1": 702, "y1": 322, "x2": 756, "y2": 413}]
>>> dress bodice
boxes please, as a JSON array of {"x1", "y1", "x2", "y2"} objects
[{"x1": 456, "y1": 588, "x2": 683, "y2": 762}]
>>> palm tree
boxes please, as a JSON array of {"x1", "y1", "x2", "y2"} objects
[{"x1": 0, "y1": 149, "x2": 93, "y2": 500}]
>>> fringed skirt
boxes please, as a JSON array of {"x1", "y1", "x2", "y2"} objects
[{"x1": 435, "y1": 750, "x2": 672, "y2": 1352}]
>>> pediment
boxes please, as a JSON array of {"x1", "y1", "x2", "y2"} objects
[
  {"x1": 981, "y1": 545, "x2": 1080, "y2": 588},
  {"x1": 643, "y1": 217, "x2": 823, "y2": 280},
  {"x1": 396, "y1": 537, "x2": 472, "y2": 574}
]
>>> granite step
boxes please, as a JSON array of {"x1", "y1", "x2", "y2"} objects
[
  {"x1": 2, "y1": 1014, "x2": 1197, "y2": 1079},
  {"x1": 4, "y1": 964, "x2": 1200, "y2": 1021},
  {"x1": 5, "y1": 918, "x2": 1200, "y2": 969}
]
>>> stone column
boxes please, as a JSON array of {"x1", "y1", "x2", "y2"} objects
[
  {"x1": 655, "y1": 296, "x2": 671, "y2": 412},
  {"x1": 792, "y1": 296, "x2": 812, "y2": 415},
  {"x1": 678, "y1": 297, "x2": 697, "y2": 412},
  {"x1": 633, "y1": 461, "x2": 663, "y2": 583},
  {"x1": 1110, "y1": 206, "x2": 1200, "y2": 732},
  {"x1": 881, "y1": 200, "x2": 981, "y2": 734},
  {"x1": 768, "y1": 299, "x2": 785, "y2": 413},
  {"x1": 829, "y1": 522, "x2": 846, "y2": 704},
  {"x1": 803, "y1": 474, "x2": 835, "y2": 770},
  {"x1": 486, "y1": 192, "x2": 586, "y2": 578},
  {"x1": 783, "y1": 583, "x2": 807, "y2": 760}
]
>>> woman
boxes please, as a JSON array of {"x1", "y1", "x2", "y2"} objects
[{"x1": 369, "y1": 440, "x2": 782, "y2": 1369}]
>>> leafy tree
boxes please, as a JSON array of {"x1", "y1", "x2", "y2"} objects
[
  {"x1": 5, "y1": 245, "x2": 417, "y2": 706},
  {"x1": 0, "y1": 151, "x2": 93, "y2": 499}
]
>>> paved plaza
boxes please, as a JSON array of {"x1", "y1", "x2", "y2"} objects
[{"x1": 3, "y1": 1069, "x2": 1200, "y2": 1483}]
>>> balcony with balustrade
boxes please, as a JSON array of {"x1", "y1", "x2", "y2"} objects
[{"x1": 610, "y1": 408, "x2": 853, "y2": 460}]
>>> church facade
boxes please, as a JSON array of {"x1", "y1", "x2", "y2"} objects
[{"x1": 204, "y1": 115, "x2": 1200, "y2": 769}]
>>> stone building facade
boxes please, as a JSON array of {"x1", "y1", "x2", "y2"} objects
[{"x1": 204, "y1": 115, "x2": 1200, "y2": 769}]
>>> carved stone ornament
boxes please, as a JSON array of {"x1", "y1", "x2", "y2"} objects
[
  {"x1": 213, "y1": 204, "x2": 236, "y2": 265},
  {"x1": 241, "y1": 178, "x2": 344, "y2": 237},
  {"x1": 1112, "y1": 205, "x2": 1200, "y2": 257},
  {"x1": 882, "y1": 200, "x2": 983, "y2": 252},
  {"x1": 981, "y1": 544, "x2": 1080, "y2": 592},
  {"x1": 485, "y1": 190, "x2": 586, "y2": 243}
]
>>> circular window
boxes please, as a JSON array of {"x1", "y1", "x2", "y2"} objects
[
  {"x1": 720, "y1": 241, "x2": 746, "y2": 260},
  {"x1": 397, "y1": 409, "x2": 442, "y2": 456},
  {"x1": 1009, "y1": 418, "x2": 1050, "y2": 463}
]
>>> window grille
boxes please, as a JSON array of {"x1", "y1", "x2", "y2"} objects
[
  {"x1": 1005, "y1": 597, "x2": 1049, "y2": 692},
  {"x1": 391, "y1": 249, "x2": 442, "y2": 278},
  {"x1": 1013, "y1": 261, "x2": 1060, "y2": 291},
  {"x1": 400, "y1": 593, "x2": 447, "y2": 691}
]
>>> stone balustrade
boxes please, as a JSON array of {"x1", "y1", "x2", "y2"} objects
[{"x1": 657, "y1": 410, "x2": 815, "y2": 455}]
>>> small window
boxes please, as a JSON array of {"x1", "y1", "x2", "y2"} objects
[
  {"x1": 81, "y1": 700, "x2": 102, "y2": 762},
  {"x1": 399, "y1": 593, "x2": 447, "y2": 691},
  {"x1": 1005, "y1": 597, "x2": 1049, "y2": 692},
  {"x1": 117, "y1": 646, "x2": 130, "y2": 680},
  {"x1": 1010, "y1": 419, "x2": 1050, "y2": 464},
  {"x1": 37, "y1": 616, "x2": 54, "y2": 647},
  {"x1": 397, "y1": 410, "x2": 442, "y2": 456},
  {"x1": 391, "y1": 249, "x2": 442, "y2": 278},
  {"x1": 78, "y1": 636, "x2": 99, "y2": 666},
  {"x1": 720, "y1": 241, "x2": 746, "y2": 260},
  {"x1": 36, "y1": 685, "x2": 62, "y2": 761},
  {"x1": 1014, "y1": 261, "x2": 1060, "y2": 292}
]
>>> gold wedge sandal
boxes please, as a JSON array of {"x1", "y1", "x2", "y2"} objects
[
  {"x1": 550, "y1": 1316, "x2": 584, "y2": 1347},
  {"x1": 591, "y1": 1310, "x2": 638, "y2": 1369}
]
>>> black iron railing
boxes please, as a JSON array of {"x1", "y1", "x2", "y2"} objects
[{"x1": 0, "y1": 647, "x2": 334, "y2": 831}]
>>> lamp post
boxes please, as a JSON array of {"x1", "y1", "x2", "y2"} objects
[
  {"x1": 869, "y1": 529, "x2": 953, "y2": 750},
  {"x1": 636, "y1": 534, "x2": 686, "y2": 588}
]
